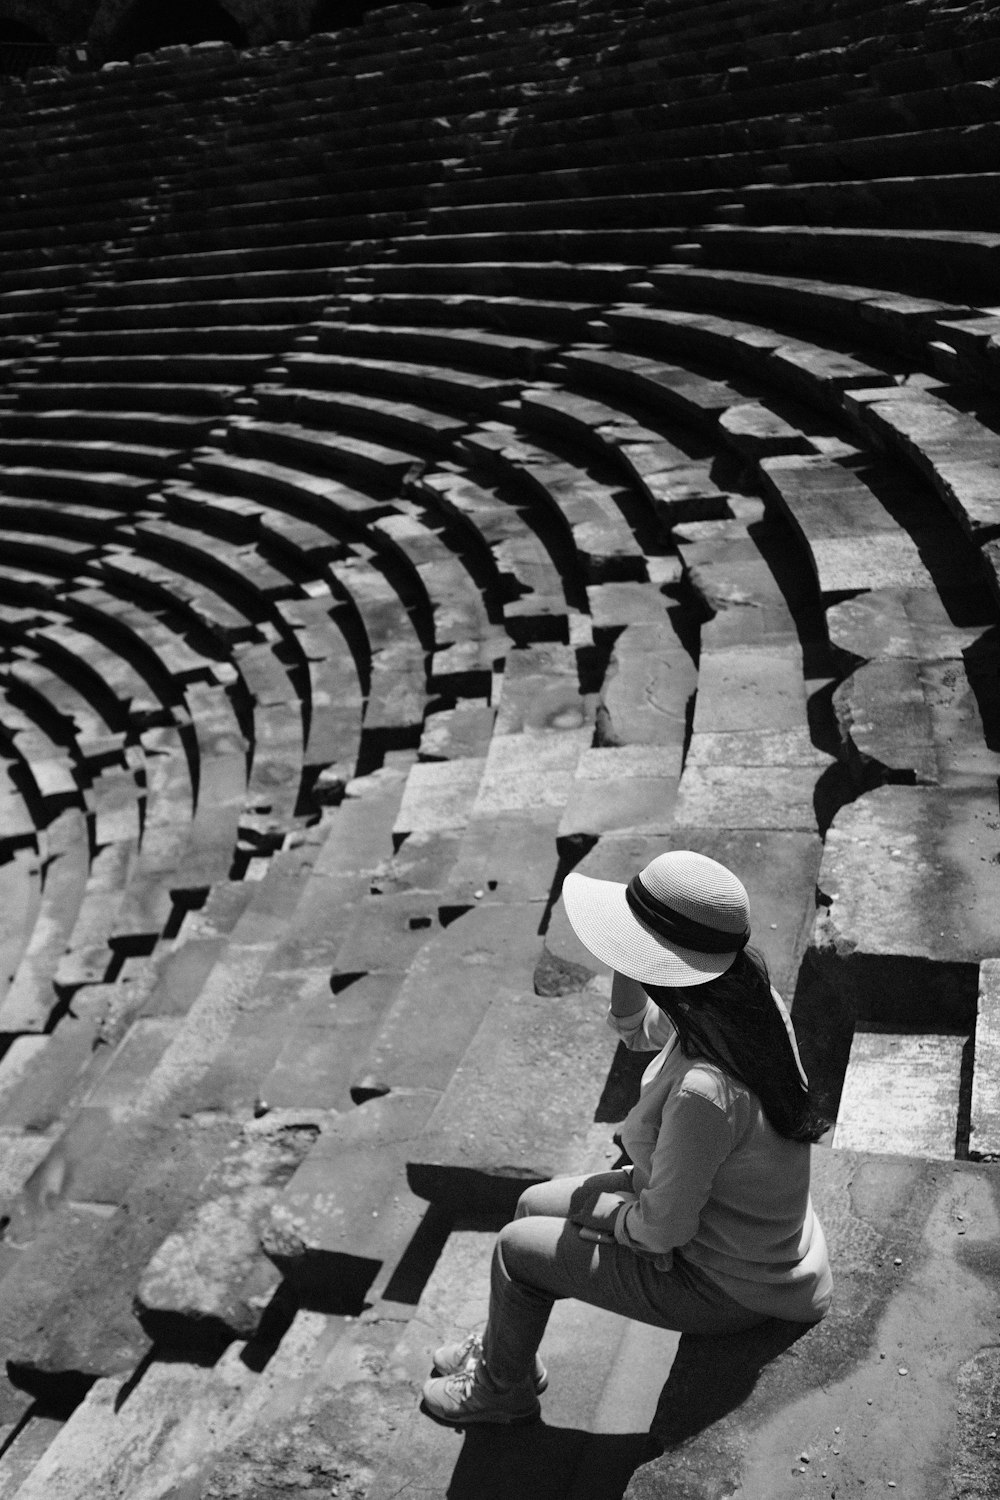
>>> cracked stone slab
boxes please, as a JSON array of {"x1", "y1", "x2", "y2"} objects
[
  {"x1": 597, "y1": 621, "x2": 695, "y2": 747},
  {"x1": 136, "y1": 1117, "x2": 321, "y2": 1348},
  {"x1": 809, "y1": 783, "x2": 1000, "y2": 1028},
  {"x1": 834, "y1": 655, "x2": 1000, "y2": 787},
  {"x1": 826, "y1": 588, "x2": 990, "y2": 662}
]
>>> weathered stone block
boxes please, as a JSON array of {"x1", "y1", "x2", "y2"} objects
[{"x1": 809, "y1": 784, "x2": 998, "y2": 1028}]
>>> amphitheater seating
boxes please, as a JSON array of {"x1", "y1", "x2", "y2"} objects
[{"x1": 0, "y1": 0, "x2": 998, "y2": 1494}]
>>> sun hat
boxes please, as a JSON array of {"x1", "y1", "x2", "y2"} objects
[{"x1": 561, "y1": 849, "x2": 751, "y2": 987}]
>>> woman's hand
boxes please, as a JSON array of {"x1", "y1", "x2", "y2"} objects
[{"x1": 569, "y1": 1189, "x2": 632, "y2": 1235}]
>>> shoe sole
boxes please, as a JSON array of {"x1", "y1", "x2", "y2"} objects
[{"x1": 420, "y1": 1398, "x2": 541, "y2": 1428}]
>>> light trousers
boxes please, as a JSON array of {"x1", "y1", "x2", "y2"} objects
[{"x1": 481, "y1": 1170, "x2": 769, "y2": 1389}]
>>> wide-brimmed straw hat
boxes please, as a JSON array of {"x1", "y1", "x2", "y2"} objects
[{"x1": 562, "y1": 849, "x2": 751, "y2": 987}]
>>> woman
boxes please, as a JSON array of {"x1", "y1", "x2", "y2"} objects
[{"x1": 421, "y1": 849, "x2": 833, "y2": 1426}]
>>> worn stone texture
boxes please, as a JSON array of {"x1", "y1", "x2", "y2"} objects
[
  {"x1": 597, "y1": 621, "x2": 695, "y2": 746},
  {"x1": 834, "y1": 1031, "x2": 968, "y2": 1158},
  {"x1": 627, "y1": 1151, "x2": 1000, "y2": 1500},
  {"x1": 407, "y1": 987, "x2": 619, "y2": 1216},
  {"x1": 971, "y1": 959, "x2": 1000, "y2": 1159},
  {"x1": 810, "y1": 784, "x2": 1000, "y2": 1028},
  {"x1": 673, "y1": 764, "x2": 821, "y2": 830},
  {"x1": 135, "y1": 1118, "x2": 319, "y2": 1346}
]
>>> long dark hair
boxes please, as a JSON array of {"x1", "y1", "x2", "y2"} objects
[{"x1": 644, "y1": 948, "x2": 829, "y2": 1144}]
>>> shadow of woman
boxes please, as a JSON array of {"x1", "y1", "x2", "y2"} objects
[
  {"x1": 446, "y1": 1421, "x2": 658, "y2": 1500},
  {"x1": 648, "y1": 1317, "x2": 813, "y2": 1449}
]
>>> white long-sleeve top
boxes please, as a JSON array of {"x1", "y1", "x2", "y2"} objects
[{"x1": 607, "y1": 995, "x2": 832, "y2": 1323}]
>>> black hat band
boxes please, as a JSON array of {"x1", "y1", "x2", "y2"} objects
[{"x1": 625, "y1": 874, "x2": 750, "y2": 956}]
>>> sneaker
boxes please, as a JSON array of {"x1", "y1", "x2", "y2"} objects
[
  {"x1": 421, "y1": 1362, "x2": 541, "y2": 1427},
  {"x1": 432, "y1": 1330, "x2": 548, "y2": 1394}
]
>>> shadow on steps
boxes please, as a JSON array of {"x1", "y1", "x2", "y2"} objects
[
  {"x1": 647, "y1": 1317, "x2": 812, "y2": 1450},
  {"x1": 434, "y1": 1322, "x2": 809, "y2": 1500},
  {"x1": 445, "y1": 1422, "x2": 656, "y2": 1500}
]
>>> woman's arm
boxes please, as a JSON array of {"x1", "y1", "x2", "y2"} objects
[
  {"x1": 607, "y1": 972, "x2": 677, "y2": 1052},
  {"x1": 614, "y1": 1084, "x2": 733, "y2": 1257}
]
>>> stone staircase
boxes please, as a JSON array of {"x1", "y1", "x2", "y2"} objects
[{"x1": 0, "y1": 0, "x2": 998, "y2": 1495}]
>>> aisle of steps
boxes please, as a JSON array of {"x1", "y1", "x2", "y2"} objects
[{"x1": 0, "y1": 0, "x2": 999, "y2": 1494}]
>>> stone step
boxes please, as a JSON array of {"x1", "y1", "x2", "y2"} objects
[
  {"x1": 253, "y1": 383, "x2": 469, "y2": 458},
  {"x1": 0, "y1": 464, "x2": 155, "y2": 510},
  {"x1": 389, "y1": 226, "x2": 694, "y2": 266},
  {"x1": 0, "y1": 837, "x2": 382, "y2": 1384},
  {"x1": 281, "y1": 349, "x2": 524, "y2": 413},
  {"x1": 8, "y1": 381, "x2": 242, "y2": 415},
  {"x1": 97, "y1": 549, "x2": 258, "y2": 650},
  {"x1": 0, "y1": 436, "x2": 179, "y2": 479},
  {"x1": 697, "y1": 224, "x2": 1000, "y2": 305},
  {"x1": 641, "y1": 263, "x2": 972, "y2": 362},
  {"x1": 230, "y1": 639, "x2": 307, "y2": 835},
  {"x1": 620, "y1": 1147, "x2": 1000, "y2": 1499},
  {"x1": 841, "y1": 385, "x2": 1000, "y2": 546},
  {"x1": 46, "y1": 324, "x2": 302, "y2": 357},
  {"x1": 833, "y1": 1029, "x2": 969, "y2": 1158},
  {"x1": 97, "y1": 268, "x2": 345, "y2": 310},
  {"x1": 315, "y1": 318, "x2": 560, "y2": 381},
  {"x1": 457, "y1": 424, "x2": 647, "y2": 584},
  {"x1": 832, "y1": 650, "x2": 1000, "y2": 790},
  {"x1": 324, "y1": 551, "x2": 428, "y2": 738},
  {"x1": 0, "y1": 654, "x2": 126, "y2": 765},
  {"x1": 342, "y1": 290, "x2": 602, "y2": 343},
  {"x1": 739, "y1": 170, "x2": 1000, "y2": 232},
  {"x1": 29, "y1": 616, "x2": 166, "y2": 725},
  {"x1": 370, "y1": 509, "x2": 504, "y2": 693},
  {"x1": 407, "y1": 984, "x2": 620, "y2": 1219},
  {"x1": 0, "y1": 495, "x2": 132, "y2": 548},
  {"x1": 352, "y1": 261, "x2": 642, "y2": 303},
  {"x1": 758, "y1": 453, "x2": 959, "y2": 599},
  {"x1": 807, "y1": 783, "x2": 997, "y2": 1032},
  {"x1": 602, "y1": 303, "x2": 900, "y2": 423},
  {"x1": 130, "y1": 514, "x2": 296, "y2": 606},
  {"x1": 517, "y1": 386, "x2": 730, "y2": 526},
  {"x1": 162, "y1": 479, "x2": 347, "y2": 576},
  {"x1": 970, "y1": 958, "x2": 1000, "y2": 1160},
  {"x1": 66, "y1": 581, "x2": 220, "y2": 687},
  {"x1": 412, "y1": 469, "x2": 571, "y2": 643},
  {"x1": 27, "y1": 352, "x2": 275, "y2": 385},
  {"x1": 273, "y1": 592, "x2": 364, "y2": 778},
  {"x1": 421, "y1": 187, "x2": 731, "y2": 236},
  {"x1": 596, "y1": 614, "x2": 697, "y2": 750},
  {"x1": 556, "y1": 345, "x2": 796, "y2": 447},
  {"x1": 186, "y1": 448, "x2": 391, "y2": 530},
  {"x1": 73, "y1": 294, "x2": 328, "y2": 333},
  {"x1": 111, "y1": 240, "x2": 364, "y2": 281},
  {"x1": 226, "y1": 415, "x2": 424, "y2": 491},
  {"x1": 0, "y1": 407, "x2": 217, "y2": 447}
]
